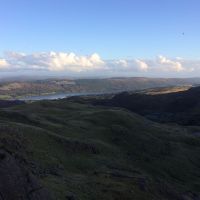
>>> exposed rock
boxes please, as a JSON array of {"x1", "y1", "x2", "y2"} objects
[
  {"x1": 0, "y1": 149, "x2": 52, "y2": 200},
  {"x1": 137, "y1": 177, "x2": 147, "y2": 191}
]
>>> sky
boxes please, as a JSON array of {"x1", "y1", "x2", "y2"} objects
[{"x1": 0, "y1": 0, "x2": 200, "y2": 78}]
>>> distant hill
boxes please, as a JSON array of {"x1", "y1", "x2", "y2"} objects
[
  {"x1": 0, "y1": 77, "x2": 200, "y2": 99},
  {"x1": 89, "y1": 85, "x2": 200, "y2": 126}
]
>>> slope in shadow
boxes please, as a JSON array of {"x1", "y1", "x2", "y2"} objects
[{"x1": 91, "y1": 86, "x2": 200, "y2": 125}]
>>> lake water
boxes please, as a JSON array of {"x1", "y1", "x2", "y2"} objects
[{"x1": 20, "y1": 92, "x2": 105, "y2": 101}]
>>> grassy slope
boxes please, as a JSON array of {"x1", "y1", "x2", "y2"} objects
[
  {"x1": 0, "y1": 99, "x2": 200, "y2": 199},
  {"x1": 137, "y1": 85, "x2": 192, "y2": 95},
  {"x1": 89, "y1": 86, "x2": 200, "y2": 126}
]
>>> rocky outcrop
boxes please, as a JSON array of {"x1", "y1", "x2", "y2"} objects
[{"x1": 0, "y1": 149, "x2": 51, "y2": 200}]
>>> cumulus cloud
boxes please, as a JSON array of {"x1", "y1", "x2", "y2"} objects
[
  {"x1": 135, "y1": 59, "x2": 149, "y2": 71},
  {"x1": 3, "y1": 52, "x2": 105, "y2": 72},
  {"x1": 157, "y1": 55, "x2": 184, "y2": 72},
  {"x1": 48, "y1": 52, "x2": 105, "y2": 72},
  {"x1": 0, "y1": 52, "x2": 199, "y2": 76},
  {"x1": 0, "y1": 59, "x2": 9, "y2": 69},
  {"x1": 114, "y1": 59, "x2": 128, "y2": 68}
]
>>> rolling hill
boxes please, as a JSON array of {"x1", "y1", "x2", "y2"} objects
[
  {"x1": 0, "y1": 97, "x2": 200, "y2": 199},
  {"x1": 90, "y1": 86, "x2": 200, "y2": 126}
]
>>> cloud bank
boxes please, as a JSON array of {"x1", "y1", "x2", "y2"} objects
[{"x1": 0, "y1": 51, "x2": 199, "y2": 77}]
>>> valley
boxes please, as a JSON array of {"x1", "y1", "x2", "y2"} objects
[
  {"x1": 0, "y1": 85, "x2": 200, "y2": 199},
  {"x1": 0, "y1": 77, "x2": 199, "y2": 100}
]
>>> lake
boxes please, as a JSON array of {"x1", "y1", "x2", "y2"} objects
[{"x1": 19, "y1": 92, "x2": 106, "y2": 101}]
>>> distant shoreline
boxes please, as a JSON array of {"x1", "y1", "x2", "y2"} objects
[{"x1": 18, "y1": 92, "x2": 112, "y2": 101}]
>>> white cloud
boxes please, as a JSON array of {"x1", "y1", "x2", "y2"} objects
[
  {"x1": 157, "y1": 55, "x2": 184, "y2": 72},
  {"x1": 135, "y1": 59, "x2": 149, "y2": 71},
  {"x1": 115, "y1": 59, "x2": 128, "y2": 68},
  {"x1": 0, "y1": 59, "x2": 9, "y2": 69},
  {"x1": 49, "y1": 52, "x2": 105, "y2": 72},
  {"x1": 4, "y1": 52, "x2": 105, "y2": 72},
  {"x1": 0, "y1": 52, "x2": 199, "y2": 77}
]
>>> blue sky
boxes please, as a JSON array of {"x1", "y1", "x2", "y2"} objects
[{"x1": 0, "y1": 0, "x2": 200, "y2": 77}]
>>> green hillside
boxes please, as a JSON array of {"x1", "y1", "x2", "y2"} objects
[{"x1": 0, "y1": 99, "x2": 200, "y2": 199}]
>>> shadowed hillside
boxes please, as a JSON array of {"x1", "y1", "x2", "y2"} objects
[
  {"x1": 88, "y1": 86, "x2": 200, "y2": 126},
  {"x1": 0, "y1": 99, "x2": 200, "y2": 199}
]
